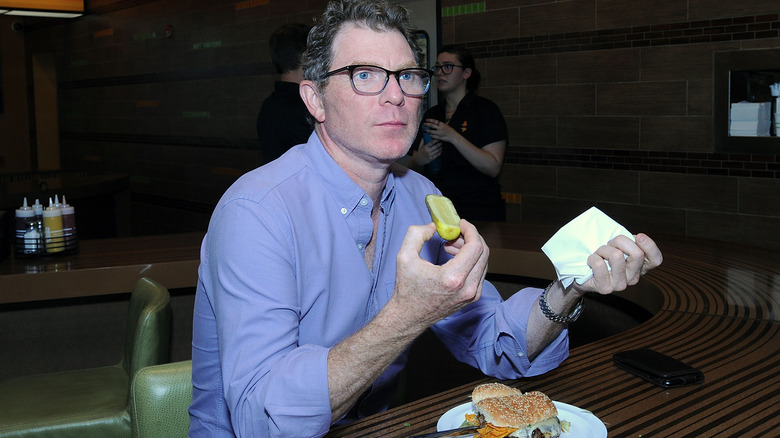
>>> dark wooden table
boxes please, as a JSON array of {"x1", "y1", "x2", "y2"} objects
[{"x1": 326, "y1": 225, "x2": 780, "y2": 437}]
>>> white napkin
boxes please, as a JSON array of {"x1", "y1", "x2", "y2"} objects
[{"x1": 541, "y1": 207, "x2": 634, "y2": 287}]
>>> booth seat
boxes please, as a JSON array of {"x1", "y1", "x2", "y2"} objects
[
  {"x1": 0, "y1": 277, "x2": 172, "y2": 438},
  {"x1": 129, "y1": 360, "x2": 192, "y2": 438}
]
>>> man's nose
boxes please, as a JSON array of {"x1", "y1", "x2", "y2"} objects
[{"x1": 382, "y1": 74, "x2": 406, "y2": 104}]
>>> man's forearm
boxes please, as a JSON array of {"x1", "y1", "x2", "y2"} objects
[
  {"x1": 327, "y1": 298, "x2": 428, "y2": 421},
  {"x1": 525, "y1": 281, "x2": 582, "y2": 359}
]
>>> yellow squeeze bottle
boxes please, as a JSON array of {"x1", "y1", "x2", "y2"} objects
[{"x1": 43, "y1": 197, "x2": 64, "y2": 253}]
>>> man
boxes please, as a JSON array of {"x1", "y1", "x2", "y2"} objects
[
  {"x1": 256, "y1": 22, "x2": 313, "y2": 162},
  {"x1": 189, "y1": 1, "x2": 663, "y2": 437}
]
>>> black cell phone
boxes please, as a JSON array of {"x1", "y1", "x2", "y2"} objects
[{"x1": 613, "y1": 348, "x2": 704, "y2": 388}]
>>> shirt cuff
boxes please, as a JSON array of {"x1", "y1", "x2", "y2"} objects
[
  {"x1": 494, "y1": 287, "x2": 570, "y2": 376},
  {"x1": 262, "y1": 344, "x2": 332, "y2": 437}
]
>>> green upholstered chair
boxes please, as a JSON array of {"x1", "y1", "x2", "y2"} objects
[
  {"x1": 129, "y1": 360, "x2": 192, "y2": 438},
  {"x1": 0, "y1": 277, "x2": 172, "y2": 438}
]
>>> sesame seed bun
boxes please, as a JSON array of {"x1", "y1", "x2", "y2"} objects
[{"x1": 471, "y1": 383, "x2": 523, "y2": 404}]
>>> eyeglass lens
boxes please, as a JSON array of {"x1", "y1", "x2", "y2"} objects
[
  {"x1": 350, "y1": 66, "x2": 430, "y2": 96},
  {"x1": 433, "y1": 64, "x2": 455, "y2": 74}
]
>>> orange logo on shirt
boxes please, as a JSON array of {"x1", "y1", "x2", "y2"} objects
[{"x1": 461, "y1": 121, "x2": 468, "y2": 133}]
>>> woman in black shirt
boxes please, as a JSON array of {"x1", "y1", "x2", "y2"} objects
[{"x1": 410, "y1": 45, "x2": 508, "y2": 221}]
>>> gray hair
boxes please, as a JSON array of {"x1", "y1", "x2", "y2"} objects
[{"x1": 303, "y1": 0, "x2": 423, "y2": 89}]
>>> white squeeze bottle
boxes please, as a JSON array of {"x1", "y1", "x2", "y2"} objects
[
  {"x1": 23, "y1": 222, "x2": 41, "y2": 254},
  {"x1": 33, "y1": 198, "x2": 43, "y2": 222},
  {"x1": 14, "y1": 198, "x2": 35, "y2": 254}
]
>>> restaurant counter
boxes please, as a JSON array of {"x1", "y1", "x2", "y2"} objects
[
  {"x1": 0, "y1": 232, "x2": 204, "y2": 378},
  {"x1": 0, "y1": 223, "x2": 550, "y2": 305},
  {"x1": 0, "y1": 232, "x2": 203, "y2": 304},
  {"x1": 326, "y1": 225, "x2": 780, "y2": 437}
]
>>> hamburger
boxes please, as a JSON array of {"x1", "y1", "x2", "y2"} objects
[
  {"x1": 471, "y1": 382, "x2": 524, "y2": 403},
  {"x1": 466, "y1": 383, "x2": 562, "y2": 438}
]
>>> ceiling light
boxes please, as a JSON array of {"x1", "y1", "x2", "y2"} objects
[{"x1": 0, "y1": 1, "x2": 83, "y2": 18}]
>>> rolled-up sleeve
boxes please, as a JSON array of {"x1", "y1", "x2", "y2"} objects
[
  {"x1": 432, "y1": 285, "x2": 568, "y2": 380},
  {"x1": 207, "y1": 198, "x2": 334, "y2": 437},
  {"x1": 259, "y1": 345, "x2": 331, "y2": 437},
  {"x1": 493, "y1": 288, "x2": 569, "y2": 376}
]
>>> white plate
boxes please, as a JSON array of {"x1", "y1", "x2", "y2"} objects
[{"x1": 437, "y1": 401, "x2": 607, "y2": 438}]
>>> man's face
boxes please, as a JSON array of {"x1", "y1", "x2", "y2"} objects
[{"x1": 314, "y1": 25, "x2": 423, "y2": 165}]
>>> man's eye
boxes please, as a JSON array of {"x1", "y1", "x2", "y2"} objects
[{"x1": 354, "y1": 71, "x2": 372, "y2": 80}]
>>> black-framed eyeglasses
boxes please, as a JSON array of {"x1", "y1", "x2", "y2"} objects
[
  {"x1": 323, "y1": 64, "x2": 432, "y2": 97},
  {"x1": 432, "y1": 64, "x2": 465, "y2": 75}
]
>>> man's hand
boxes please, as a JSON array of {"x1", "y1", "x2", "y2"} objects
[
  {"x1": 392, "y1": 220, "x2": 489, "y2": 328},
  {"x1": 527, "y1": 233, "x2": 663, "y2": 358},
  {"x1": 326, "y1": 220, "x2": 489, "y2": 420},
  {"x1": 574, "y1": 233, "x2": 663, "y2": 295}
]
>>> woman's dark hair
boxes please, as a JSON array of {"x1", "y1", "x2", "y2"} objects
[
  {"x1": 439, "y1": 44, "x2": 481, "y2": 92},
  {"x1": 303, "y1": 0, "x2": 423, "y2": 90}
]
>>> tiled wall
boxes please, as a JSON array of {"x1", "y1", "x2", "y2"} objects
[
  {"x1": 10, "y1": 0, "x2": 780, "y2": 248},
  {"x1": 441, "y1": 0, "x2": 780, "y2": 249},
  {"x1": 24, "y1": 0, "x2": 331, "y2": 234}
]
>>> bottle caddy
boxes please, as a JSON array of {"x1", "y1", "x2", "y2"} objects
[{"x1": 13, "y1": 195, "x2": 79, "y2": 257}]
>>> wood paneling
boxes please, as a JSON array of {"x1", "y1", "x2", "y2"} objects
[
  {"x1": 515, "y1": 0, "x2": 596, "y2": 37},
  {"x1": 558, "y1": 116, "x2": 640, "y2": 149},
  {"x1": 557, "y1": 48, "x2": 641, "y2": 84},
  {"x1": 597, "y1": 82, "x2": 687, "y2": 116},
  {"x1": 641, "y1": 116, "x2": 713, "y2": 152},
  {"x1": 597, "y1": 0, "x2": 687, "y2": 28},
  {"x1": 519, "y1": 84, "x2": 596, "y2": 115},
  {"x1": 557, "y1": 167, "x2": 639, "y2": 203},
  {"x1": 450, "y1": 9, "x2": 518, "y2": 43},
  {"x1": 641, "y1": 172, "x2": 738, "y2": 212}
]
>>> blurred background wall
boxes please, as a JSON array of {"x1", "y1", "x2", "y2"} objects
[{"x1": 1, "y1": 0, "x2": 779, "y2": 249}]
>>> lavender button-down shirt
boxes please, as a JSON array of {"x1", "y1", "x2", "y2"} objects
[{"x1": 188, "y1": 134, "x2": 568, "y2": 437}]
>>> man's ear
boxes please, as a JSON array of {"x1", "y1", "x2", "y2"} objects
[
  {"x1": 300, "y1": 80, "x2": 325, "y2": 123},
  {"x1": 463, "y1": 68, "x2": 472, "y2": 80}
]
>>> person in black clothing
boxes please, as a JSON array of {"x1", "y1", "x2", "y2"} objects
[
  {"x1": 410, "y1": 45, "x2": 508, "y2": 221},
  {"x1": 257, "y1": 23, "x2": 313, "y2": 162}
]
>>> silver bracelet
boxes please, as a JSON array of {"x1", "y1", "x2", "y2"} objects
[{"x1": 539, "y1": 281, "x2": 584, "y2": 324}]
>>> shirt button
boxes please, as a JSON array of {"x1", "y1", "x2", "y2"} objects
[
  {"x1": 357, "y1": 243, "x2": 364, "y2": 250},
  {"x1": 517, "y1": 352, "x2": 525, "y2": 357},
  {"x1": 340, "y1": 207, "x2": 348, "y2": 215},
  {"x1": 360, "y1": 198, "x2": 369, "y2": 206}
]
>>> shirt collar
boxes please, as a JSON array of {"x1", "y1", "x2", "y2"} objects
[{"x1": 302, "y1": 133, "x2": 396, "y2": 216}]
